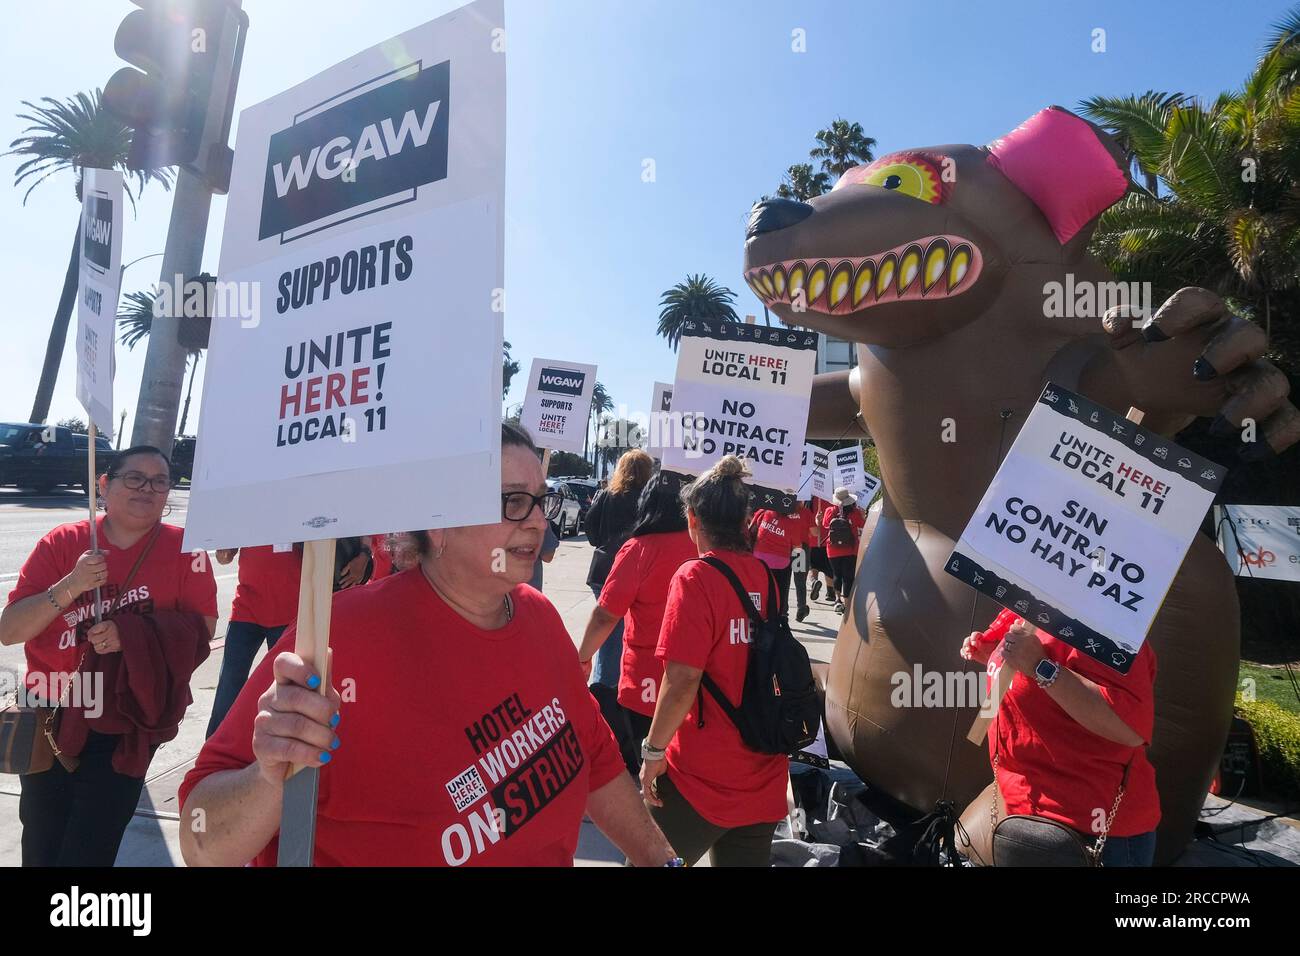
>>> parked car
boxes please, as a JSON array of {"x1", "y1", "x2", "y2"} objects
[
  {"x1": 170, "y1": 436, "x2": 196, "y2": 484},
  {"x1": 0, "y1": 423, "x2": 115, "y2": 494},
  {"x1": 562, "y1": 479, "x2": 599, "y2": 529},
  {"x1": 545, "y1": 478, "x2": 583, "y2": 537}
]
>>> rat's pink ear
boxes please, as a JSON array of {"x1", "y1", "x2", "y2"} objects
[{"x1": 987, "y1": 106, "x2": 1129, "y2": 244}]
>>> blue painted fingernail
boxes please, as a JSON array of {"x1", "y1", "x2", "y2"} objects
[
  {"x1": 306, "y1": 674, "x2": 321, "y2": 690},
  {"x1": 330, "y1": 736, "x2": 340, "y2": 751},
  {"x1": 330, "y1": 712, "x2": 340, "y2": 728},
  {"x1": 1193, "y1": 357, "x2": 1217, "y2": 381},
  {"x1": 319, "y1": 751, "x2": 332, "y2": 764},
  {"x1": 1141, "y1": 324, "x2": 1170, "y2": 343}
]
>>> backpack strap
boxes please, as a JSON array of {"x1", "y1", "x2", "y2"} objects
[
  {"x1": 697, "y1": 556, "x2": 763, "y2": 622},
  {"x1": 692, "y1": 556, "x2": 769, "y2": 734}
]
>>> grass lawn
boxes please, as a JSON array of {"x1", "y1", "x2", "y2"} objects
[{"x1": 1239, "y1": 661, "x2": 1300, "y2": 715}]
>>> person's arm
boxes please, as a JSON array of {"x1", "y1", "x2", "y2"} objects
[
  {"x1": 578, "y1": 606, "x2": 619, "y2": 670},
  {"x1": 1001, "y1": 620, "x2": 1144, "y2": 747},
  {"x1": 639, "y1": 660, "x2": 703, "y2": 805},
  {"x1": 0, "y1": 550, "x2": 103, "y2": 647},
  {"x1": 180, "y1": 651, "x2": 341, "y2": 867},
  {"x1": 585, "y1": 771, "x2": 677, "y2": 866}
]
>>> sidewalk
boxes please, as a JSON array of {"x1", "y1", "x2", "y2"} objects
[{"x1": 0, "y1": 533, "x2": 843, "y2": 867}]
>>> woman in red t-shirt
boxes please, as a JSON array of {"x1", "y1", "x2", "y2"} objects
[
  {"x1": 0, "y1": 445, "x2": 217, "y2": 866},
  {"x1": 961, "y1": 612, "x2": 1160, "y2": 866},
  {"x1": 578, "y1": 471, "x2": 695, "y2": 761},
  {"x1": 748, "y1": 502, "x2": 812, "y2": 623},
  {"x1": 206, "y1": 544, "x2": 303, "y2": 738},
  {"x1": 821, "y1": 487, "x2": 866, "y2": 615},
  {"x1": 640, "y1": 455, "x2": 788, "y2": 867},
  {"x1": 179, "y1": 423, "x2": 678, "y2": 867},
  {"x1": 806, "y1": 496, "x2": 836, "y2": 604}
]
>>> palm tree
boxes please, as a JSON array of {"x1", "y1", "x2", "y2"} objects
[
  {"x1": 585, "y1": 382, "x2": 613, "y2": 469},
  {"x1": 1083, "y1": 14, "x2": 1300, "y2": 364},
  {"x1": 4, "y1": 90, "x2": 176, "y2": 424},
  {"x1": 810, "y1": 118, "x2": 877, "y2": 179},
  {"x1": 117, "y1": 289, "x2": 203, "y2": 435},
  {"x1": 502, "y1": 340, "x2": 520, "y2": 398},
  {"x1": 656, "y1": 274, "x2": 740, "y2": 351},
  {"x1": 775, "y1": 163, "x2": 831, "y2": 202},
  {"x1": 1079, "y1": 91, "x2": 1187, "y2": 196}
]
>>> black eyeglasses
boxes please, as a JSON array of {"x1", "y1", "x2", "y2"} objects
[
  {"x1": 111, "y1": 471, "x2": 172, "y2": 494},
  {"x1": 501, "y1": 491, "x2": 563, "y2": 522}
]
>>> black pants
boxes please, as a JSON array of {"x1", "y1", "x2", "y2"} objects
[
  {"x1": 19, "y1": 731, "x2": 150, "y2": 867},
  {"x1": 626, "y1": 710, "x2": 653, "y2": 769},
  {"x1": 207, "y1": 621, "x2": 286, "y2": 738},
  {"x1": 649, "y1": 773, "x2": 777, "y2": 867},
  {"x1": 770, "y1": 564, "x2": 792, "y2": 618},
  {"x1": 830, "y1": 554, "x2": 857, "y2": 603}
]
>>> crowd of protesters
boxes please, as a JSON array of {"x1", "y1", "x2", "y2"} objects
[{"x1": 0, "y1": 428, "x2": 1160, "y2": 869}]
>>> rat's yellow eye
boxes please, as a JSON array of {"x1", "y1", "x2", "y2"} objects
[{"x1": 834, "y1": 153, "x2": 946, "y2": 204}]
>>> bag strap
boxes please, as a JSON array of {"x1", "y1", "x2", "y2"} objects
[
  {"x1": 696, "y1": 556, "x2": 764, "y2": 623},
  {"x1": 991, "y1": 746, "x2": 1136, "y2": 866},
  {"x1": 104, "y1": 522, "x2": 163, "y2": 620}
]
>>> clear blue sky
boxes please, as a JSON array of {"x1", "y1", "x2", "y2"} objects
[{"x1": 0, "y1": 0, "x2": 1291, "y2": 439}]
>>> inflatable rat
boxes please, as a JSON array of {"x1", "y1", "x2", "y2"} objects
[{"x1": 742, "y1": 106, "x2": 1300, "y2": 864}]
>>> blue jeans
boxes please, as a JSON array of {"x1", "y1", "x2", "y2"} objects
[
  {"x1": 207, "y1": 621, "x2": 287, "y2": 738},
  {"x1": 590, "y1": 585, "x2": 624, "y2": 689},
  {"x1": 1100, "y1": 830, "x2": 1157, "y2": 867}
]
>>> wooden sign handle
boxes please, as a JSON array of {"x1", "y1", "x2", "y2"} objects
[
  {"x1": 540, "y1": 448, "x2": 551, "y2": 476},
  {"x1": 288, "y1": 537, "x2": 337, "y2": 776},
  {"x1": 87, "y1": 423, "x2": 103, "y2": 625}
]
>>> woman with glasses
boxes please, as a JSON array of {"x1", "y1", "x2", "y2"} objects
[
  {"x1": 0, "y1": 445, "x2": 218, "y2": 866},
  {"x1": 180, "y1": 422, "x2": 678, "y2": 867}
]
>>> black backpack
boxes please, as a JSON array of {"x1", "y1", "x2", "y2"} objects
[
  {"x1": 695, "y1": 556, "x2": 820, "y2": 755},
  {"x1": 827, "y1": 505, "x2": 856, "y2": 548}
]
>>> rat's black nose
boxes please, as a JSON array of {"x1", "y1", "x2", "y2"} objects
[{"x1": 747, "y1": 198, "x2": 814, "y2": 240}]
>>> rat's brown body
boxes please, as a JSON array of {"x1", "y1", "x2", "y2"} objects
[{"x1": 744, "y1": 109, "x2": 1297, "y2": 863}]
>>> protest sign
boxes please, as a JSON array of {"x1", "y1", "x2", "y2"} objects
[
  {"x1": 828, "y1": 444, "x2": 881, "y2": 505},
  {"x1": 662, "y1": 320, "x2": 817, "y2": 512},
  {"x1": 519, "y1": 358, "x2": 598, "y2": 454},
  {"x1": 945, "y1": 383, "x2": 1223, "y2": 673},
  {"x1": 184, "y1": 0, "x2": 505, "y2": 550},
  {"x1": 646, "y1": 381, "x2": 673, "y2": 457},
  {"x1": 800, "y1": 443, "x2": 831, "y2": 501},
  {"x1": 75, "y1": 168, "x2": 122, "y2": 437},
  {"x1": 1216, "y1": 505, "x2": 1300, "y2": 582}
]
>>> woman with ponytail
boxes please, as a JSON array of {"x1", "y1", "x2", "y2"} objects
[{"x1": 638, "y1": 455, "x2": 787, "y2": 867}]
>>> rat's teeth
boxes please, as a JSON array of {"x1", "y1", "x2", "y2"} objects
[
  {"x1": 923, "y1": 239, "x2": 949, "y2": 294},
  {"x1": 852, "y1": 260, "x2": 875, "y2": 307}
]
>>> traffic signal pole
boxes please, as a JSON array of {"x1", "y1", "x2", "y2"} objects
[
  {"x1": 130, "y1": 168, "x2": 214, "y2": 454},
  {"x1": 115, "y1": 0, "x2": 245, "y2": 456}
]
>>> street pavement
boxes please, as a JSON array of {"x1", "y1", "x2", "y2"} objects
[{"x1": 0, "y1": 493, "x2": 844, "y2": 867}]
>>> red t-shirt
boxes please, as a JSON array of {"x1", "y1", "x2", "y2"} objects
[
  {"x1": 180, "y1": 571, "x2": 625, "y2": 866},
  {"x1": 598, "y1": 530, "x2": 698, "y2": 716},
  {"x1": 991, "y1": 630, "x2": 1160, "y2": 837},
  {"x1": 749, "y1": 509, "x2": 809, "y2": 569},
  {"x1": 821, "y1": 504, "x2": 865, "y2": 559},
  {"x1": 807, "y1": 498, "x2": 829, "y2": 547},
  {"x1": 8, "y1": 517, "x2": 217, "y2": 692},
  {"x1": 229, "y1": 545, "x2": 302, "y2": 627},
  {"x1": 655, "y1": 549, "x2": 788, "y2": 829},
  {"x1": 368, "y1": 534, "x2": 394, "y2": 580}
]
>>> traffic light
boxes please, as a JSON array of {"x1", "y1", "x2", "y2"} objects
[{"x1": 102, "y1": 0, "x2": 247, "y2": 194}]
